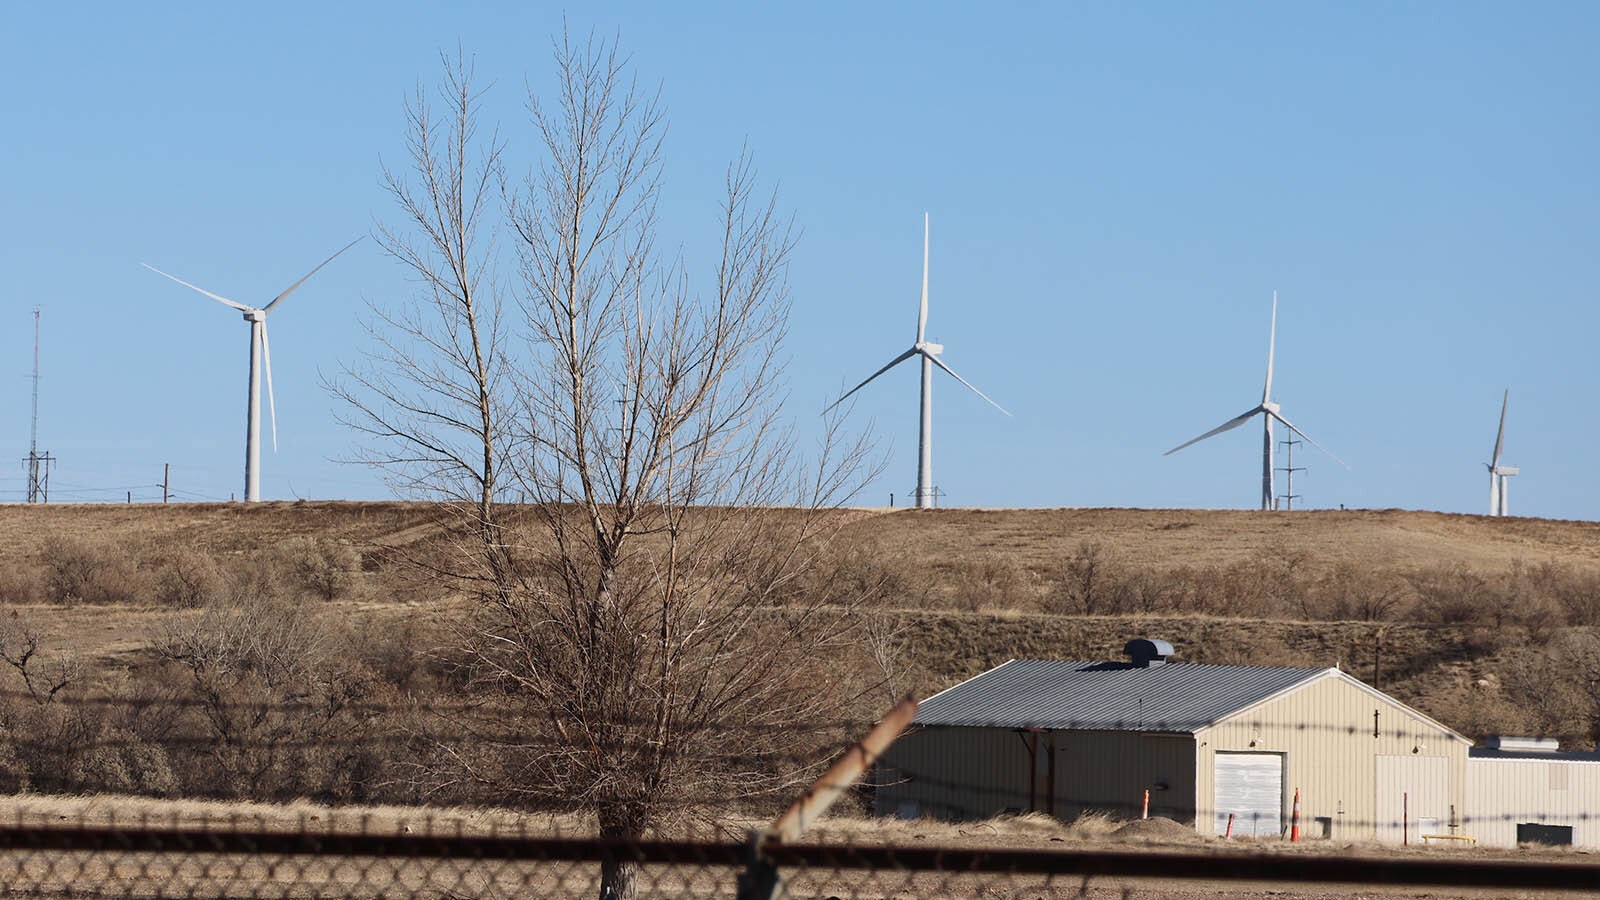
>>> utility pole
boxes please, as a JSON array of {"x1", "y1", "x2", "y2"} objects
[
  {"x1": 1276, "y1": 434, "x2": 1304, "y2": 511},
  {"x1": 24, "y1": 308, "x2": 54, "y2": 504},
  {"x1": 162, "y1": 463, "x2": 170, "y2": 503}
]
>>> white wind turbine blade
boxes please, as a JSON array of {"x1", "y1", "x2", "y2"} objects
[
  {"x1": 1262, "y1": 290, "x2": 1277, "y2": 404},
  {"x1": 926, "y1": 352, "x2": 1011, "y2": 416},
  {"x1": 1491, "y1": 388, "x2": 1509, "y2": 467},
  {"x1": 1270, "y1": 411, "x2": 1348, "y2": 468},
  {"x1": 823, "y1": 347, "x2": 918, "y2": 413},
  {"x1": 915, "y1": 213, "x2": 930, "y2": 344},
  {"x1": 141, "y1": 263, "x2": 253, "y2": 312},
  {"x1": 264, "y1": 236, "x2": 365, "y2": 312},
  {"x1": 1164, "y1": 408, "x2": 1260, "y2": 454},
  {"x1": 261, "y1": 319, "x2": 278, "y2": 452},
  {"x1": 1164, "y1": 408, "x2": 1260, "y2": 456}
]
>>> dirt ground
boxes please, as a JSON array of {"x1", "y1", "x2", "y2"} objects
[{"x1": 794, "y1": 813, "x2": 1599, "y2": 900}]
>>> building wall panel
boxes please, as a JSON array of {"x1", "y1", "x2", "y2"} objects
[
  {"x1": 1196, "y1": 673, "x2": 1469, "y2": 843},
  {"x1": 1376, "y1": 755, "x2": 1450, "y2": 843},
  {"x1": 1466, "y1": 757, "x2": 1600, "y2": 848},
  {"x1": 876, "y1": 725, "x2": 1033, "y2": 820},
  {"x1": 877, "y1": 726, "x2": 1196, "y2": 823},
  {"x1": 1050, "y1": 731, "x2": 1196, "y2": 823}
]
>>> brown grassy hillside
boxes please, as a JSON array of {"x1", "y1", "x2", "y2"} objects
[
  {"x1": 0, "y1": 502, "x2": 1595, "y2": 751},
  {"x1": 1, "y1": 502, "x2": 1594, "y2": 583}
]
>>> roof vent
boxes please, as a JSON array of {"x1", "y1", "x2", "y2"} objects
[
  {"x1": 1486, "y1": 736, "x2": 1560, "y2": 753},
  {"x1": 1124, "y1": 638, "x2": 1174, "y2": 668}
]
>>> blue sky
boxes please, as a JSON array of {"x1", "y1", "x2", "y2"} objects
[{"x1": 1, "y1": 3, "x2": 1596, "y2": 517}]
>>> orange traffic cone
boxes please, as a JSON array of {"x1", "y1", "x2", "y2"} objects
[{"x1": 1289, "y1": 787, "x2": 1301, "y2": 842}]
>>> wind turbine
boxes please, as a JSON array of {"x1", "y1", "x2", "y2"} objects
[
  {"x1": 143, "y1": 237, "x2": 363, "y2": 502},
  {"x1": 825, "y1": 214, "x2": 1009, "y2": 508},
  {"x1": 1487, "y1": 389, "x2": 1518, "y2": 516},
  {"x1": 1164, "y1": 292, "x2": 1344, "y2": 510}
]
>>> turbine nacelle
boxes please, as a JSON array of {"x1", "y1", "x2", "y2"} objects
[
  {"x1": 917, "y1": 341, "x2": 944, "y2": 356},
  {"x1": 244, "y1": 309, "x2": 265, "y2": 323}
]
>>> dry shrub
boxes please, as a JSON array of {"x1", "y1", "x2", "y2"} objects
[
  {"x1": 356, "y1": 613, "x2": 450, "y2": 692},
  {"x1": 39, "y1": 538, "x2": 148, "y2": 605},
  {"x1": 1425, "y1": 680, "x2": 1531, "y2": 743},
  {"x1": 1117, "y1": 571, "x2": 1172, "y2": 614},
  {"x1": 1407, "y1": 561, "x2": 1593, "y2": 634},
  {"x1": 1312, "y1": 563, "x2": 1413, "y2": 622},
  {"x1": 798, "y1": 540, "x2": 926, "y2": 609},
  {"x1": 276, "y1": 536, "x2": 361, "y2": 601},
  {"x1": 1410, "y1": 564, "x2": 1494, "y2": 625},
  {"x1": 1492, "y1": 634, "x2": 1600, "y2": 747},
  {"x1": 65, "y1": 720, "x2": 181, "y2": 796},
  {"x1": 1156, "y1": 562, "x2": 1286, "y2": 618},
  {"x1": 952, "y1": 559, "x2": 1029, "y2": 611},
  {"x1": 151, "y1": 548, "x2": 224, "y2": 608},
  {"x1": 1527, "y1": 562, "x2": 1600, "y2": 627},
  {"x1": 0, "y1": 565, "x2": 43, "y2": 605},
  {"x1": 0, "y1": 617, "x2": 178, "y2": 797},
  {"x1": 1046, "y1": 541, "x2": 1121, "y2": 615},
  {"x1": 154, "y1": 587, "x2": 396, "y2": 802}
]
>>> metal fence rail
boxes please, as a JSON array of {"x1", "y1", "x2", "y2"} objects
[{"x1": 2, "y1": 821, "x2": 1598, "y2": 899}]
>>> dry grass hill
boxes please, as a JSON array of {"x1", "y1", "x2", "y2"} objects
[{"x1": 0, "y1": 501, "x2": 1596, "y2": 752}]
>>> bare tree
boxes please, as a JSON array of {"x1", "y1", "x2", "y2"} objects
[
  {"x1": 350, "y1": 33, "x2": 875, "y2": 900},
  {"x1": 0, "y1": 619, "x2": 80, "y2": 705},
  {"x1": 1053, "y1": 540, "x2": 1117, "y2": 615},
  {"x1": 332, "y1": 49, "x2": 513, "y2": 592}
]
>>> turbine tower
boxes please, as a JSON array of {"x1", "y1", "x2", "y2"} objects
[
  {"x1": 1487, "y1": 389, "x2": 1518, "y2": 516},
  {"x1": 143, "y1": 237, "x2": 362, "y2": 502},
  {"x1": 826, "y1": 214, "x2": 1009, "y2": 508},
  {"x1": 1164, "y1": 292, "x2": 1344, "y2": 510}
]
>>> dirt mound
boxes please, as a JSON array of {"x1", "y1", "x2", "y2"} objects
[{"x1": 1110, "y1": 816, "x2": 1205, "y2": 844}]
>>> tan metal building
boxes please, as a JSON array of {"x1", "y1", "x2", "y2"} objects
[
  {"x1": 877, "y1": 640, "x2": 1473, "y2": 843},
  {"x1": 1465, "y1": 738, "x2": 1600, "y2": 848}
]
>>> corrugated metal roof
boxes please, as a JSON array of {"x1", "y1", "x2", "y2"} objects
[{"x1": 915, "y1": 658, "x2": 1327, "y2": 733}]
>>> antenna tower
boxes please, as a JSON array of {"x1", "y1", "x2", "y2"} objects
[
  {"x1": 1275, "y1": 434, "x2": 1304, "y2": 511},
  {"x1": 25, "y1": 308, "x2": 54, "y2": 503}
]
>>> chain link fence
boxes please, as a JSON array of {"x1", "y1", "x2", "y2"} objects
[{"x1": 0, "y1": 810, "x2": 1598, "y2": 899}]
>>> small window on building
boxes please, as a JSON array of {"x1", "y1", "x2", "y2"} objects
[{"x1": 1549, "y1": 763, "x2": 1569, "y2": 791}]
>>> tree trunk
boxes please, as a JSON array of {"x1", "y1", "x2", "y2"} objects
[
  {"x1": 598, "y1": 807, "x2": 644, "y2": 900},
  {"x1": 598, "y1": 857, "x2": 639, "y2": 900}
]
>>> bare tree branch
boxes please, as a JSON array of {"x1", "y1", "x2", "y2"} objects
[{"x1": 346, "y1": 30, "x2": 878, "y2": 900}]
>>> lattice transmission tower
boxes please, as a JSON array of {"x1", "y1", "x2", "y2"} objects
[
  {"x1": 1275, "y1": 434, "x2": 1304, "y2": 511},
  {"x1": 25, "y1": 308, "x2": 54, "y2": 503}
]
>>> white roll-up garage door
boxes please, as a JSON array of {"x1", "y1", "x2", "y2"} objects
[{"x1": 1214, "y1": 752, "x2": 1284, "y2": 837}]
